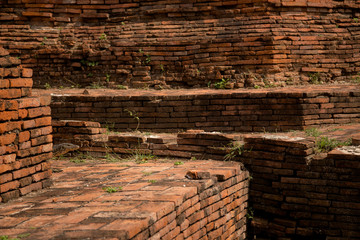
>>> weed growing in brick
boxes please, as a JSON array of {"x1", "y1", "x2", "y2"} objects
[
  {"x1": 315, "y1": 136, "x2": 352, "y2": 153},
  {"x1": 174, "y1": 161, "x2": 184, "y2": 165},
  {"x1": 69, "y1": 152, "x2": 93, "y2": 163},
  {"x1": 214, "y1": 78, "x2": 229, "y2": 89},
  {"x1": 105, "y1": 74, "x2": 110, "y2": 82},
  {"x1": 126, "y1": 149, "x2": 156, "y2": 164},
  {"x1": 104, "y1": 122, "x2": 115, "y2": 134},
  {"x1": 309, "y1": 72, "x2": 321, "y2": 84},
  {"x1": 142, "y1": 171, "x2": 152, "y2": 176},
  {"x1": 103, "y1": 186, "x2": 122, "y2": 193},
  {"x1": 148, "y1": 180, "x2": 157, "y2": 183},
  {"x1": 116, "y1": 84, "x2": 127, "y2": 89},
  {"x1": 246, "y1": 207, "x2": 254, "y2": 220},
  {"x1": 44, "y1": 83, "x2": 51, "y2": 89},
  {"x1": 124, "y1": 109, "x2": 140, "y2": 131},
  {"x1": 90, "y1": 82, "x2": 104, "y2": 89},
  {"x1": 224, "y1": 142, "x2": 244, "y2": 161},
  {"x1": 17, "y1": 234, "x2": 30, "y2": 239},
  {"x1": 99, "y1": 33, "x2": 107, "y2": 40},
  {"x1": 0, "y1": 235, "x2": 22, "y2": 240},
  {"x1": 305, "y1": 127, "x2": 322, "y2": 137}
]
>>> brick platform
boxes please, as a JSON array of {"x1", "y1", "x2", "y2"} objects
[
  {"x1": 36, "y1": 85, "x2": 360, "y2": 133},
  {"x1": 0, "y1": 159, "x2": 249, "y2": 240}
]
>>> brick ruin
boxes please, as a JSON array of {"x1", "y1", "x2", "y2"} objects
[
  {"x1": 0, "y1": 47, "x2": 52, "y2": 202},
  {"x1": 1, "y1": 0, "x2": 360, "y2": 88},
  {"x1": 1, "y1": 1, "x2": 360, "y2": 239}
]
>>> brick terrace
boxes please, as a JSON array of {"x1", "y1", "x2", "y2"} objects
[
  {"x1": 35, "y1": 84, "x2": 360, "y2": 133},
  {"x1": 0, "y1": 159, "x2": 249, "y2": 240}
]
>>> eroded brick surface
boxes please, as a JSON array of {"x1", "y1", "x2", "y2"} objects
[
  {"x1": 0, "y1": 159, "x2": 249, "y2": 240},
  {"x1": 1, "y1": 1, "x2": 359, "y2": 88}
]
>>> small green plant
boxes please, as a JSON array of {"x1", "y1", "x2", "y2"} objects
[
  {"x1": 121, "y1": 22, "x2": 125, "y2": 25},
  {"x1": 224, "y1": 142, "x2": 244, "y2": 161},
  {"x1": 81, "y1": 60, "x2": 98, "y2": 67},
  {"x1": 246, "y1": 207, "x2": 254, "y2": 220},
  {"x1": 305, "y1": 127, "x2": 322, "y2": 137},
  {"x1": 174, "y1": 161, "x2": 184, "y2": 166},
  {"x1": 103, "y1": 186, "x2": 122, "y2": 193},
  {"x1": 116, "y1": 84, "x2": 127, "y2": 89},
  {"x1": 139, "y1": 49, "x2": 151, "y2": 65},
  {"x1": 160, "y1": 64, "x2": 165, "y2": 73},
  {"x1": 214, "y1": 78, "x2": 229, "y2": 89},
  {"x1": 328, "y1": 128, "x2": 344, "y2": 132},
  {"x1": 354, "y1": 18, "x2": 359, "y2": 23},
  {"x1": 104, "y1": 152, "x2": 122, "y2": 162},
  {"x1": 90, "y1": 82, "x2": 103, "y2": 89},
  {"x1": 124, "y1": 109, "x2": 140, "y2": 131},
  {"x1": 352, "y1": 73, "x2": 360, "y2": 83},
  {"x1": 263, "y1": 80, "x2": 276, "y2": 88},
  {"x1": 17, "y1": 234, "x2": 30, "y2": 239},
  {"x1": 104, "y1": 122, "x2": 115, "y2": 134},
  {"x1": 148, "y1": 180, "x2": 157, "y2": 183},
  {"x1": 0, "y1": 236, "x2": 20, "y2": 240},
  {"x1": 126, "y1": 149, "x2": 156, "y2": 164},
  {"x1": 145, "y1": 54, "x2": 151, "y2": 64},
  {"x1": 99, "y1": 33, "x2": 107, "y2": 40},
  {"x1": 315, "y1": 137, "x2": 352, "y2": 153},
  {"x1": 190, "y1": 157, "x2": 197, "y2": 161},
  {"x1": 309, "y1": 72, "x2": 321, "y2": 84},
  {"x1": 105, "y1": 74, "x2": 111, "y2": 83},
  {"x1": 69, "y1": 152, "x2": 93, "y2": 163},
  {"x1": 40, "y1": 37, "x2": 47, "y2": 46},
  {"x1": 254, "y1": 85, "x2": 261, "y2": 89},
  {"x1": 44, "y1": 83, "x2": 51, "y2": 89}
]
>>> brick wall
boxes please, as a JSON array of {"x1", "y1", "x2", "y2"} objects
[
  {"x1": 51, "y1": 120, "x2": 360, "y2": 239},
  {"x1": 239, "y1": 135, "x2": 360, "y2": 239},
  {"x1": 48, "y1": 85, "x2": 360, "y2": 133},
  {"x1": 0, "y1": 47, "x2": 52, "y2": 203},
  {"x1": 1, "y1": 0, "x2": 359, "y2": 88}
]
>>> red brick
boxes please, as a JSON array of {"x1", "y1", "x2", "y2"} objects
[
  {"x1": 0, "y1": 154, "x2": 16, "y2": 164},
  {"x1": 28, "y1": 106, "x2": 51, "y2": 118},
  {"x1": 0, "y1": 79, "x2": 10, "y2": 88},
  {"x1": 0, "y1": 121, "x2": 21, "y2": 134},
  {"x1": 0, "y1": 89, "x2": 22, "y2": 99},
  {"x1": 35, "y1": 117, "x2": 52, "y2": 127},
  {"x1": 17, "y1": 97, "x2": 41, "y2": 108},
  {"x1": 0, "y1": 132, "x2": 17, "y2": 145},
  {"x1": 20, "y1": 182, "x2": 42, "y2": 195},
  {"x1": 0, "y1": 180, "x2": 20, "y2": 193},
  {"x1": 10, "y1": 78, "x2": 33, "y2": 88},
  {"x1": 21, "y1": 68, "x2": 33, "y2": 78}
]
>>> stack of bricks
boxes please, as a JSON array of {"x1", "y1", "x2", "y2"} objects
[
  {"x1": 51, "y1": 122, "x2": 240, "y2": 161},
  {"x1": 49, "y1": 85, "x2": 360, "y2": 133},
  {"x1": 52, "y1": 120, "x2": 107, "y2": 148},
  {"x1": 0, "y1": 1, "x2": 359, "y2": 88},
  {"x1": 0, "y1": 47, "x2": 52, "y2": 203},
  {"x1": 237, "y1": 135, "x2": 360, "y2": 239}
]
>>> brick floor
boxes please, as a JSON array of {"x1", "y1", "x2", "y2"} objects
[{"x1": 0, "y1": 158, "x2": 244, "y2": 240}]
